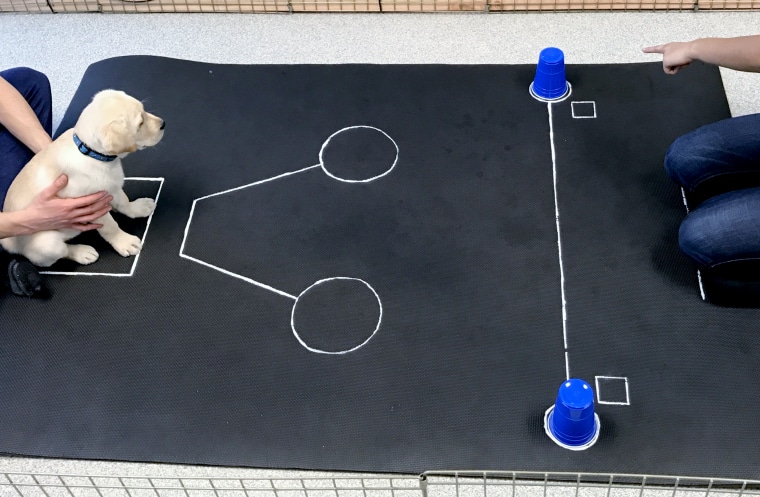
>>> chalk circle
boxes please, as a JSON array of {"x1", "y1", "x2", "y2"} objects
[
  {"x1": 291, "y1": 277, "x2": 382, "y2": 355},
  {"x1": 529, "y1": 82, "x2": 573, "y2": 104},
  {"x1": 319, "y1": 126, "x2": 399, "y2": 183}
]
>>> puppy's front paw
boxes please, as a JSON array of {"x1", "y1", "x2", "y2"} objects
[
  {"x1": 68, "y1": 244, "x2": 100, "y2": 265},
  {"x1": 125, "y1": 198, "x2": 156, "y2": 219},
  {"x1": 111, "y1": 233, "x2": 142, "y2": 257}
]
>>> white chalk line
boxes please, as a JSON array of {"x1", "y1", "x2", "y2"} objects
[
  {"x1": 679, "y1": 187, "x2": 706, "y2": 301},
  {"x1": 41, "y1": 177, "x2": 165, "y2": 277},
  {"x1": 698, "y1": 269, "x2": 706, "y2": 301},
  {"x1": 179, "y1": 164, "x2": 323, "y2": 300},
  {"x1": 547, "y1": 103, "x2": 571, "y2": 381},
  {"x1": 179, "y1": 253, "x2": 297, "y2": 300},
  {"x1": 128, "y1": 177, "x2": 165, "y2": 276},
  {"x1": 194, "y1": 164, "x2": 321, "y2": 202}
]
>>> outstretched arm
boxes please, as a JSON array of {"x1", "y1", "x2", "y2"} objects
[{"x1": 643, "y1": 35, "x2": 760, "y2": 74}]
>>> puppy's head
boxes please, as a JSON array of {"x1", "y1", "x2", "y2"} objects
[{"x1": 75, "y1": 89, "x2": 165, "y2": 157}]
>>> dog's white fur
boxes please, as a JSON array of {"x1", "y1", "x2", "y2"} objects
[{"x1": 0, "y1": 89, "x2": 164, "y2": 267}]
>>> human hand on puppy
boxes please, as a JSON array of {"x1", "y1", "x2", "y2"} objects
[{"x1": 1, "y1": 174, "x2": 113, "y2": 237}]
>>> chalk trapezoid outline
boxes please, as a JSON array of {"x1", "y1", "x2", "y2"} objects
[{"x1": 41, "y1": 176, "x2": 165, "y2": 278}]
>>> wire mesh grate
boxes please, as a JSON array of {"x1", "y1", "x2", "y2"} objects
[
  {"x1": 2, "y1": 0, "x2": 758, "y2": 12},
  {"x1": 0, "y1": 474, "x2": 422, "y2": 497},
  {"x1": 3, "y1": 471, "x2": 760, "y2": 497},
  {"x1": 420, "y1": 472, "x2": 760, "y2": 497}
]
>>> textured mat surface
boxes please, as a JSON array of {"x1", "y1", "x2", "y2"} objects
[{"x1": 2, "y1": 56, "x2": 758, "y2": 478}]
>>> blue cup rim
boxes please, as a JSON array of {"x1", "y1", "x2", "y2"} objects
[
  {"x1": 543, "y1": 404, "x2": 600, "y2": 451},
  {"x1": 529, "y1": 81, "x2": 572, "y2": 103}
]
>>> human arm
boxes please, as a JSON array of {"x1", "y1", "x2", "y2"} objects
[
  {"x1": 0, "y1": 175, "x2": 112, "y2": 239},
  {"x1": 0, "y1": 75, "x2": 52, "y2": 154},
  {"x1": 643, "y1": 35, "x2": 760, "y2": 75}
]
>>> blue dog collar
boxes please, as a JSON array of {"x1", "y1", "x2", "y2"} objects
[{"x1": 73, "y1": 133, "x2": 117, "y2": 162}]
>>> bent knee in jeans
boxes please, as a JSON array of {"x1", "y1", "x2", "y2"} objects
[
  {"x1": 678, "y1": 187, "x2": 760, "y2": 270},
  {"x1": 665, "y1": 114, "x2": 760, "y2": 194}
]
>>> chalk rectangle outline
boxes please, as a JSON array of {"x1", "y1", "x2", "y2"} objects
[{"x1": 571, "y1": 101, "x2": 597, "y2": 119}]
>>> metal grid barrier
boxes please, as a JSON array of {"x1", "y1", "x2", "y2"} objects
[
  {"x1": 420, "y1": 471, "x2": 760, "y2": 497},
  {"x1": 1, "y1": 0, "x2": 758, "y2": 13},
  {"x1": 0, "y1": 473, "x2": 423, "y2": 497},
  {"x1": 3, "y1": 471, "x2": 760, "y2": 497}
]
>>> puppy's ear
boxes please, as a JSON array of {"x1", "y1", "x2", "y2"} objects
[{"x1": 100, "y1": 119, "x2": 137, "y2": 155}]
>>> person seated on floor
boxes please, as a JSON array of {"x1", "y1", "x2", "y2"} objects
[
  {"x1": 643, "y1": 35, "x2": 760, "y2": 304},
  {"x1": 0, "y1": 67, "x2": 112, "y2": 298}
]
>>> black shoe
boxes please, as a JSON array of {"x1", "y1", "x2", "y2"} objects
[{"x1": 1, "y1": 252, "x2": 50, "y2": 299}]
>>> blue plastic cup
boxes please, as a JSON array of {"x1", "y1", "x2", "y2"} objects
[
  {"x1": 545, "y1": 378, "x2": 600, "y2": 449},
  {"x1": 530, "y1": 47, "x2": 569, "y2": 101}
]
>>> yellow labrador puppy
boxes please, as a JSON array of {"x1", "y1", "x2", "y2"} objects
[{"x1": 1, "y1": 89, "x2": 165, "y2": 267}]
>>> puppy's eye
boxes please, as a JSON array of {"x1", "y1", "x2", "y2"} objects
[{"x1": 138, "y1": 118, "x2": 144, "y2": 128}]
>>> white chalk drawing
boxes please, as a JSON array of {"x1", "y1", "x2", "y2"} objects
[
  {"x1": 698, "y1": 269, "x2": 706, "y2": 301},
  {"x1": 677, "y1": 187, "x2": 708, "y2": 301},
  {"x1": 595, "y1": 375, "x2": 631, "y2": 405},
  {"x1": 320, "y1": 125, "x2": 399, "y2": 183},
  {"x1": 544, "y1": 101, "x2": 572, "y2": 382},
  {"x1": 529, "y1": 80, "x2": 579, "y2": 386},
  {"x1": 40, "y1": 176, "x2": 165, "y2": 277},
  {"x1": 181, "y1": 126, "x2": 398, "y2": 354},
  {"x1": 291, "y1": 277, "x2": 382, "y2": 355},
  {"x1": 679, "y1": 187, "x2": 708, "y2": 301},
  {"x1": 571, "y1": 101, "x2": 597, "y2": 119}
]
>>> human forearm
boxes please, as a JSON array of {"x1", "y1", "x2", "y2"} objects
[
  {"x1": 686, "y1": 36, "x2": 760, "y2": 72},
  {"x1": 0, "y1": 196, "x2": 111, "y2": 239},
  {"x1": 0, "y1": 76, "x2": 52, "y2": 154},
  {"x1": 0, "y1": 210, "x2": 34, "y2": 239}
]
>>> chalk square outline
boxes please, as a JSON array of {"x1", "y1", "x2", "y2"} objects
[
  {"x1": 595, "y1": 375, "x2": 630, "y2": 405},
  {"x1": 41, "y1": 176, "x2": 165, "y2": 278},
  {"x1": 571, "y1": 101, "x2": 597, "y2": 119}
]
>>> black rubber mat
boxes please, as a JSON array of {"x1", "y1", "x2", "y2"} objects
[{"x1": 2, "y1": 56, "x2": 758, "y2": 478}]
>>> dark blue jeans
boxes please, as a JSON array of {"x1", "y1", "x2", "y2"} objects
[
  {"x1": 0, "y1": 67, "x2": 53, "y2": 208},
  {"x1": 665, "y1": 113, "x2": 760, "y2": 270}
]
